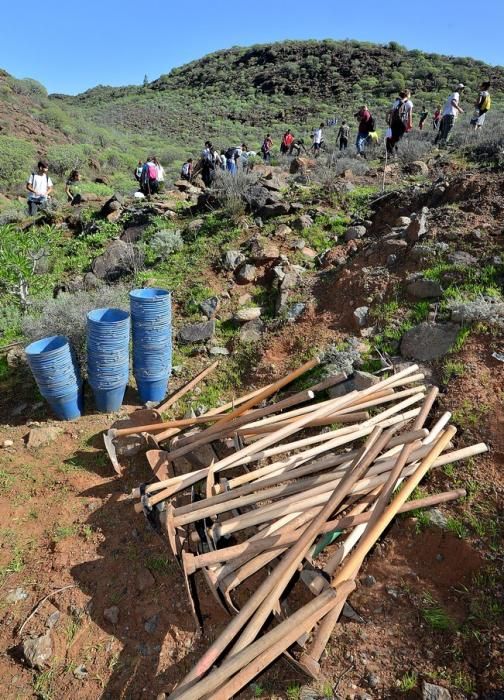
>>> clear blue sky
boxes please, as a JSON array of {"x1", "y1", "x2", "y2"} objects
[{"x1": 2, "y1": 0, "x2": 503, "y2": 95}]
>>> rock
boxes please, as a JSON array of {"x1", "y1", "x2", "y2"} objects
[
  {"x1": 83, "y1": 272, "x2": 102, "y2": 290},
  {"x1": 387, "y1": 254, "x2": 397, "y2": 267},
  {"x1": 144, "y1": 613, "x2": 159, "y2": 634},
  {"x1": 115, "y1": 434, "x2": 146, "y2": 458},
  {"x1": 405, "y1": 160, "x2": 429, "y2": 176},
  {"x1": 73, "y1": 664, "x2": 88, "y2": 680},
  {"x1": 261, "y1": 176, "x2": 283, "y2": 192},
  {"x1": 405, "y1": 207, "x2": 429, "y2": 243},
  {"x1": 234, "y1": 263, "x2": 257, "y2": 285},
  {"x1": 248, "y1": 238, "x2": 280, "y2": 262},
  {"x1": 186, "y1": 218, "x2": 204, "y2": 233},
  {"x1": 290, "y1": 201, "x2": 305, "y2": 212},
  {"x1": 104, "y1": 606, "x2": 119, "y2": 625},
  {"x1": 26, "y1": 426, "x2": 62, "y2": 449},
  {"x1": 121, "y1": 225, "x2": 147, "y2": 243},
  {"x1": 293, "y1": 214, "x2": 314, "y2": 230},
  {"x1": 7, "y1": 346, "x2": 27, "y2": 368},
  {"x1": 406, "y1": 278, "x2": 443, "y2": 299},
  {"x1": 426, "y1": 508, "x2": 448, "y2": 528},
  {"x1": 234, "y1": 307, "x2": 262, "y2": 322},
  {"x1": 353, "y1": 371, "x2": 379, "y2": 390},
  {"x1": 137, "y1": 567, "x2": 155, "y2": 592},
  {"x1": 409, "y1": 244, "x2": 435, "y2": 262},
  {"x1": 178, "y1": 320, "x2": 215, "y2": 344},
  {"x1": 344, "y1": 225, "x2": 367, "y2": 242},
  {"x1": 257, "y1": 202, "x2": 291, "y2": 220},
  {"x1": 328, "y1": 379, "x2": 356, "y2": 398},
  {"x1": 46, "y1": 611, "x2": 60, "y2": 629},
  {"x1": 5, "y1": 587, "x2": 28, "y2": 603},
  {"x1": 400, "y1": 322, "x2": 460, "y2": 361},
  {"x1": 23, "y1": 633, "x2": 53, "y2": 670},
  {"x1": 365, "y1": 672, "x2": 380, "y2": 689},
  {"x1": 240, "y1": 320, "x2": 264, "y2": 343},
  {"x1": 301, "y1": 247, "x2": 317, "y2": 259},
  {"x1": 353, "y1": 306, "x2": 369, "y2": 329},
  {"x1": 209, "y1": 346, "x2": 230, "y2": 356},
  {"x1": 280, "y1": 271, "x2": 299, "y2": 290},
  {"x1": 92, "y1": 240, "x2": 143, "y2": 282},
  {"x1": 222, "y1": 250, "x2": 245, "y2": 271},
  {"x1": 361, "y1": 575, "x2": 376, "y2": 587},
  {"x1": 422, "y1": 681, "x2": 452, "y2": 700},
  {"x1": 199, "y1": 296, "x2": 219, "y2": 319},
  {"x1": 245, "y1": 185, "x2": 270, "y2": 212},
  {"x1": 289, "y1": 157, "x2": 311, "y2": 175},
  {"x1": 384, "y1": 239, "x2": 408, "y2": 254},
  {"x1": 395, "y1": 216, "x2": 412, "y2": 227},
  {"x1": 2, "y1": 439, "x2": 14, "y2": 448},
  {"x1": 286, "y1": 303, "x2": 306, "y2": 321},
  {"x1": 275, "y1": 224, "x2": 292, "y2": 237},
  {"x1": 447, "y1": 251, "x2": 478, "y2": 266}
]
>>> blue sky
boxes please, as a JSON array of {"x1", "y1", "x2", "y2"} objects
[{"x1": 2, "y1": 0, "x2": 503, "y2": 94}]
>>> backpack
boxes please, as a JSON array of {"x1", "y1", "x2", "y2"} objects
[
  {"x1": 225, "y1": 147, "x2": 237, "y2": 160},
  {"x1": 480, "y1": 94, "x2": 491, "y2": 113},
  {"x1": 368, "y1": 115, "x2": 376, "y2": 132},
  {"x1": 147, "y1": 163, "x2": 157, "y2": 179},
  {"x1": 181, "y1": 162, "x2": 190, "y2": 176}
]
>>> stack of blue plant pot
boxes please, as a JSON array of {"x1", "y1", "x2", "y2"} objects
[
  {"x1": 87, "y1": 308, "x2": 130, "y2": 412},
  {"x1": 130, "y1": 288, "x2": 172, "y2": 403},
  {"x1": 25, "y1": 335, "x2": 83, "y2": 420}
]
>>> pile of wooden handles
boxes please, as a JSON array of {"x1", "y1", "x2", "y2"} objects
[{"x1": 125, "y1": 360, "x2": 486, "y2": 699}]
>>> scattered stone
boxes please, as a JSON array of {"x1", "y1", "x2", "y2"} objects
[
  {"x1": 387, "y1": 254, "x2": 397, "y2": 267},
  {"x1": 186, "y1": 218, "x2": 204, "y2": 233},
  {"x1": 362, "y1": 575, "x2": 376, "y2": 587},
  {"x1": 234, "y1": 263, "x2": 257, "y2": 285},
  {"x1": 222, "y1": 250, "x2": 245, "y2": 271},
  {"x1": 83, "y1": 271, "x2": 102, "y2": 290},
  {"x1": 26, "y1": 426, "x2": 63, "y2": 449},
  {"x1": 299, "y1": 687, "x2": 322, "y2": 700},
  {"x1": 137, "y1": 568, "x2": 155, "y2": 592},
  {"x1": 365, "y1": 672, "x2": 380, "y2": 689},
  {"x1": 395, "y1": 216, "x2": 412, "y2": 227},
  {"x1": 261, "y1": 175, "x2": 282, "y2": 192},
  {"x1": 199, "y1": 296, "x2": 219, "y2": 319},
  {"x1": 73, "y1": 664, "x2": 88, "y2": 680},
  {"x1": 6, "y1": 346, "x2": 27, "y2": 368},
  {"x1": 405, "y1": 160, "x2": 429, "y2": 176},
  {"x1": 121, "y1": 225, "x2": 147, "y2": 243},
  {"x1": 353, "y1": 306, "x2": 369, "y2": 329},
  {"x1": 115, "y1": 434, "x2": 146, "y2": 458},
  {"x1": 343, "y1": 602, "x2": 365, "y2": 623},
  {"x1": 46, "y1": 610, "x2": 60, "y2": 629},
  {"x1": 240, "y1": 320, "x2": 264, "y2": 344},
  {"x1": 275, "y1": 224, "x2": 292, "y2": 237},
  {"x1": 293, "y1": 214, "x2": 314, "y2": 230},
  {"x1": 22, "y1": 633, "x2": 53, "y2": 670},
  {"x1": 447, "y1": 251, "x2": 478, "y2": 266},
  {"x1": 302, "y1": 247, "x2": 318, "y2": 259},
  {"x1": 328, "y1": 379, "x2": 356, "y2": 398},
  {"x1": 6, "y1": 587, "x2": 28, "y2": 603},
  {"x1": 209, "y1": 346, "x2": 230, "y2": 356},
  {"x1": 436, "y1": 553, "x2": 444, "y2": 562},
  {"x1": 405, "y1": 207, "x2": 429, "y2": 243},
  {"x1": 387, "y1": 587, "x2": 399, "y2": 599},
  {"x1": 103, "y1": 606, "x2": 119, "y2": 625},
  {"x1": 422, "y1": 680, "x2": 452, "y2": 700},
  {"x1": 92, "y1": 240, "x2": 143, "y2": 283},
  {"x1": 406, "y1": 278, "x2": 443, "y2": 299},
  {"x1": 426, "y1": 508, "x2": 448, "y2": 529},
  {"x1": 291, "y1": 238, "x2": 306, "y2": 250},
  {"x1": 178, "y1": 320, "x2": 215, "y2": 344},
  {"x1": 409, "y1": 244, "x2": 435, "y2": 262},
  {"x1": 234, "y1": 307, "x2": 262, "y2": 322},
  {"x1": 344, "y1": 225, "x2": 367, "y2": 242},
  {"x1": 144, "y1": 613, "x2": 159, "y2": 634},
  {"x1": 353, "y1": 371, "x2": 379, "y2": 390},
  {"x1": 257, "y1": 202, "x2": 291, "y2": 219},
  {"x1": 2, "y1": 439, "x2": 14, "y2": 448},
  {"x1": 286, "y1": 303, "x2": 306, "y2": 321},
  {"x1": 400, "y1": 322, "x2": 460, "y2": 361}
]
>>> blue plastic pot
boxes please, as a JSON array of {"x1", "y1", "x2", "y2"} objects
[
  {"x1": 136, "y1": 377, "x2": 169, "y2": 403},
  {"x1": 47, "y1": 387, "x2": 83, "y2": 420},
  {"x1": 92, "y1": 385, "x2": 127, "y2": 413},
  {"x1": 87, "y1": 308, "x2": 130, "y2": 412}
]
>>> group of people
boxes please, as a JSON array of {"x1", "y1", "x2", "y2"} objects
[
  {"x1": 134, "y1": 157, "x2": 165, "y2": 195},
  {"x1": 182, "y1": 142, "x2": 257, "y2": 187}
]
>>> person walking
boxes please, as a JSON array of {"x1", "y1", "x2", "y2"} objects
[
  {"x1": 354, "y1": 106, "x2": 373, "y2": 157},
  {"x1": 432, "y1": 106, "x2": 441, "y2": 130},
  {"x1": 289, "y1": 137, "x2": 307, "y2": 157},
  {"x1": 418, "y1": 107, "x2": 429, "y2": 130},
  {"x1": 65, "y1": 170, "x2": 82, "y2": 205},
  {"x1": 26, "y1": 160, "x2": 53, "y2": 216},
  {"x1": 470, "y1": 81, "x2": 491, "y2": 130},
  {"x1": 180, "y1": 158, "x2": 193, "y2": 181},
  {"x1": 140, "y1": 157, "x2": 159, "y2": 195},
  {"x1": 134, "y1": 160, "x2": 143, "y2": 182},
  {"x1": 153, "y1": 157, "x2": 165, "y2": 191},
  {"x1": 435, "y1": 85, "x2": 465, "y2": 145},
  {"x1": 261, "y1": 134, "x2": 273, "y2": 163},
  {"x1": 386, "y1": 90, "x2": 413, "y2": 155},
  {"x1": 337, "y1": 121, "x2": 350, "y2": 151},
  {"x1": 201, "y1": 141, "x2": 216, "y2": 187},
  {"x1": 280, "y1": 130, "x2": 294, "y2": 154},
  {"x1": 312, "y1": 123, "x2": 324, "y2": 157}
]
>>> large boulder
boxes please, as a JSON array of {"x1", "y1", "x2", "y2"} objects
[
  {"x1": 244, "y1": 185, "x2": 270, "y2": 212},
  {"x1": 422, "y1": 681, "x2": 451, "y2": 700},
  {"x1": 178, "y1": 320, "x2": 215, "y2": 344},
  {"x1": 240, "y1": 319, "x2": 264, "y2": 343},
  {"x1": 405, "y1": 207, "x2": 429, "y2": 243},
  {"x1": 234, "y1": 263, "x2": 257, "y2": 285},
  {"x1": 406, "y1": 277, "x2": 443, "y2": 298},
  {"x1": 92, "y1": 240, "x2": 143, "y2": 282},
  {"x1": 257, "y1": 202, "x2": 291, "y2": 220},
  {"x1": 447, "y1": 251, "x2": 478, "y2": 266},
  {"x1": 222, "y1": 250, "x2": 245, "y2": 271},
  {"x1": 293, "y1": 214, "x2": 314, "y2": 230},
  {"x1": 400, "y1": 322, "x2": 460, "y2": 361},
  {"x1": 344, "y1": 225, "x2": 366, "y2": 242},
  {"x1": 405, "y1": 161, "x2": 429, "y2": 176}
]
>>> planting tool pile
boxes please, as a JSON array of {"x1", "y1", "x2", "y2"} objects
[{"x1": 104, "y1": 358, "x2": 488, "y2": 699}]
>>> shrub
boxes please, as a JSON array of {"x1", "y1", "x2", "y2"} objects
[
  {"x1": 46, "y1": 144, "x2": 94, "y2": 177},
  {"x1": 22, "y1": 285, "x2": 129, "y2": 363},
  {"x1": 0, "y1": 136, "x2": 37, "y2": 188},
  {"x1": 148, "y1": 229, "x2": 184, "y2": 261},
  {"x1": 395, "y1": 130, "x2": 432, "y2": 164},
  {"x1": 448, "y1": 296, "x2": 504, "y2": 327},
  {"x1": 210, "y1": 169, "x2": 259, "y2": 219}
]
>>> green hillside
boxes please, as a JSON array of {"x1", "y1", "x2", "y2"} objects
[{"x1": 0, "y1": 39, "x2": 502, "y2": 195}]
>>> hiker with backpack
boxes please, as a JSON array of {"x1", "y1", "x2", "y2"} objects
[
  {"x1": 280, "y1": 130, "x2": 294, "y2": 154},
  {"x1": 140, "y1": 157, "x2": 159, "y2": 196},
  {"x1": 419, "y1": 107, "x2": 429, "y2": 131},
  {"x1": 470, "y1": 82, "x2": 491, "y2": 130},
  {"x1": 312, "y1": 123, "x2": 324, "y2": 157},
  {"x1": 26, "y1": 160, "x2": 53, "y2": 216},
  {"x1": 261, "y1": 134, "x2": 273, "y2": 163},
  {"x1": 134, "y1": 160, "x2": 143, "y2": 182},
  {"x1": 201, "y1": 141, "x2": 216, "y2": 187},
  {"x1": 289, "y1": 137, "x2": 307, "y2": 157},
  {"x1": 354, "y1": 106, "x2": 374, "y2": 157},
  {"x1": 153, "y1": 157, "x2": 165, "y2": 191},
  {"x1": 386, "y1": 90, "x2": 413, "y2": 155},
  {"x1": 181, "y1": 158, "x2": 193, "y2": 181},
  {"x1": 435, "y1": 84, "x2": 465, "y2": 145},
  {"x1": 337, "y1": 121, "x2": 350, "y2": 151},
  {"x1": 432, "y1": 106, "x2": 441, "y2": 130},
  {"x1": 65, "y1": 170, "x2": 82, "y2": 205}
]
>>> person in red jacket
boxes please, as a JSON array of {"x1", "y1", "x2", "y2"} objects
[{"x1": 354, "y1": 105, "x2": 373, "y2": 156}]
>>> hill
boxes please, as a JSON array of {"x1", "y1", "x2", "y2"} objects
[{"x1": 0, "y1": 39, "x2": 503, "y2": 195}]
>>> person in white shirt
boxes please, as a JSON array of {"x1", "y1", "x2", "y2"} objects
[
  {"x1": 26, "y1": 160, "x2": 53, "y2": 216},
  {"x1": 312, "y1": 123, "x2": 324, "y2": 157},
  {"x1": 435, "y1": 84, "x2": 465, "y2": 145}
]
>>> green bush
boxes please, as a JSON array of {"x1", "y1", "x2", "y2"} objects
[
  {"x1": 47, "y1": 144, "x2": 94, "y2": 177},
  {"x1": 0, "y1": 136, "x2": 36, "y2": 188}
]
